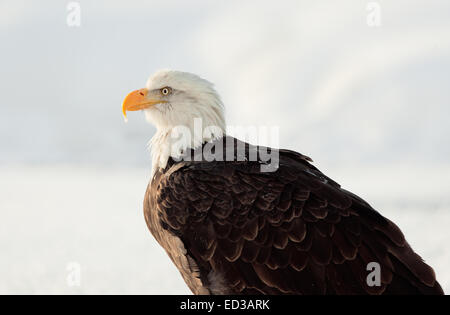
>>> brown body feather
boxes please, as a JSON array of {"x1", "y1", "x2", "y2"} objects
[{"x1": 144, "y1": 136, "x2": 443, "y2": 295}]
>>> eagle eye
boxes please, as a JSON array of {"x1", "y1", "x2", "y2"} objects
[{"x1": 160, "y1": 87, "x2": 172, "y2": 96}]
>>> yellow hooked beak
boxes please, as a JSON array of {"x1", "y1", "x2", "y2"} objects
[{"x1": 122, "y1": 88, "x2": 167, "y2": 121}]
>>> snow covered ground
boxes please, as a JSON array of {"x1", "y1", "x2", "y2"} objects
[
  {"x1": 0, "y1": 165, "x2": 448, "y2": 294},
  {"x1": 0, "y1": 165, "x2": 190, "y2": 294}
]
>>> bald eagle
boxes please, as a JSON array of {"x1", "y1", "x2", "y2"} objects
[{"x1": 122, "y1": 70, "x2": 443, "y2": 295}]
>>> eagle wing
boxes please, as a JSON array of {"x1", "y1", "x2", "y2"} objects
[{"x1": 150, "y1": 146, "x2": 443, "y2": 295}]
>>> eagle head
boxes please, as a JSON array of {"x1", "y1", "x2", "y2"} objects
[
  {"x1": 122, "y1": 70, "x2": 225, "y2": 132},
  {"x1": 122, "y1": 70, "x2": 226, "y2": 173}
]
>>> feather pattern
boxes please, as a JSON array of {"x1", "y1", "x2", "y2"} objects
[{"x1": 144, "y1": 136, "x2": 443, "y2": 295}]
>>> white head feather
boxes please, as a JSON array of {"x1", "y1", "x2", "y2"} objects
[{"x1": 143, "y1": 70, "x2": 225, "y2": 174}]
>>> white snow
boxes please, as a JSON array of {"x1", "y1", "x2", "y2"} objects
[{"x1": 0, "y1": 166, "x2": 190, "y2": 294}]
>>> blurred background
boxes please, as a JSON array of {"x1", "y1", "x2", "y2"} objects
[{"x1": 1, "y1": 0, "x2": 449, "y2": 294}]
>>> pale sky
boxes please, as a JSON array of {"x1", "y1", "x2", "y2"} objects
[{"x1": 1, "y1": 0, "x2": 449, "y2": 167}]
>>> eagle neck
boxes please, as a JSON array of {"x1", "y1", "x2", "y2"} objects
[{"x1": 149, "y1": 123, "x2": 224, "y2": 177}]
